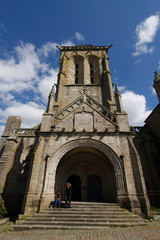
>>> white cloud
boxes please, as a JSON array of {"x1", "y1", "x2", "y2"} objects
[
  {"x1": 117, "y1": 85, "x2": 126, "y2": 92},
  {"x1": 38, "y1": 68, "x2": 58, "y2": 102},
  {"x1": 0, "y1": 41, "x2": 57, "y2": 136},
  {"x1": 133, "y1": 12, "x2": 160, "y2": 56},
  {"x1": 0, "y1": 101, "x2": 45, "y2": 129},
  {"x1": 38, "y1": 40, "x2": 75, "y2": 58},
  {"x1": 61, "y1": 40, "x2": 74, "y2": 46},
  {"x1": 134, "y1": 59, "x2": 143, "y2": 64},
  {"x1": 0, "y1": 34, "x2": 82, "y2": 136},
  {"x1": 0, "y1": 125, "x2": 4, "y2": 136},
  {"x1": 0, "y1": 39, "x2": 76, "y2": 96},
  {"x1": 75, "y1": 32, "x2": 85, "y2": 42},
  {"x1": 0, "y1": 42, "x2": 45, "y2": 93},
  {"x1": 0, "y1": 93, "x2": 14, "y2": 103},
  {"x1": 0, "y1": 41, "x2": 60, "y2": 103},
  {"x1": 38, "y1": 42, "x2": 57, "y2": 57},
  {"x1": 121, "y1": 90, "x2": 152, "y2": 126},
  {"x1": 150, "y1": 86, "x2": 156, "y2": 95}
]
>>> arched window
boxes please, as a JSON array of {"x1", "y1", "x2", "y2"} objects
[
  {"x1": 74, "y1": 56, "x2": 84, "y2": 84},
  {"x1": 90, "y1": 64, "x2": 94, "y2": 84},
  {"x1": 75, "y1": 64, "x2": 79, "y2": 84},
  {"x1": 102, "y1": 57, "x2": 106, "y2": 71},
  {"x1": 88, "y1": 56, "x2": 100, "y2": 84}
]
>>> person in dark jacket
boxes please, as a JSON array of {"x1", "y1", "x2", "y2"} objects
[
  {"x1": 54, "y1": 191, "x2": 61, "y2": 208},
  {"x1": 65, "y1": 183, "x2": 72, "y2": 208}
]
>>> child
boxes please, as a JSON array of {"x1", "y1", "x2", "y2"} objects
[{"x1": 54, "y1": 191, "x2": 61, "y2": 208}]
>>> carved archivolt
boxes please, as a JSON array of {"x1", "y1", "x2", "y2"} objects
[{"x1": 48, "y1": 138, "x2": 126, "y2": 194}]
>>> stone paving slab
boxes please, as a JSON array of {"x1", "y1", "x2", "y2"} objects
[{"x1": 0, "y1": 221, "x2": 160, "y2": 240}]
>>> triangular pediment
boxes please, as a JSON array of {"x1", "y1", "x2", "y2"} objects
[{"x1": 51, "y1": 94, "x2": 118, "y2": 132}]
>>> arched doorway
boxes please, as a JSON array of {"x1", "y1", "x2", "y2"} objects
[
  {"x1": 67, "y1": 175, "x2": 81, "y2": 201},
  {"x1": 88, "y1": 175, "x2": 102, "y2": 202},
  {"x1": 54, "y1": 146, "x2": 117, "y2": 203}
]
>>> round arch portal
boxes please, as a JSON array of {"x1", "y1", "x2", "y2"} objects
[{"x1": 47, "y1": 138, "x2": 127, "y2": 204}]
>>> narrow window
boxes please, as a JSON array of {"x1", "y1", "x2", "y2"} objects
[
  {"x1": 75, "y1": 64, "x2": 79, "y2": 84},
  {"x1": 90, "y1": 64, "x2": 94, "y2": 83},
  {"x1": 74, "y1": 56, "x2": 84, "y2": 84}
]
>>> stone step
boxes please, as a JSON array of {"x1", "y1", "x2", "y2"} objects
[
  {"x1": 28, "y1": 214, "x2": 141, "y2": 220},
  {"x1": 47, "y1": 207, "x2": 123, "y2": 211},
  {"x1": 49, "y1": 202, "x2": 119, "y2": 208},
  {"x1": 46, "y1": 202, "x2": 124, "y2": 212},
  {"x1": 13, "y1": 202, "x2": 146, "y2": 230},
  {"x1": 14, "y1": 221, "x2": 146, "y2": 231},
  {"x1": 17, "y1": 218, "x2": 144, "y2": 225},
  {"x1": 42, "y1": 211, "x2": 130, "y2": 215},
  {"x1": 47, "y1": 207, "x2": 125, "y2": 211},
  {"x1": 63, "y1": 202, "x2": 119, "y2": 207}
]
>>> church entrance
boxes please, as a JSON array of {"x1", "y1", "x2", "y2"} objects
[
  {"x1": 67, "y1": 175, "x2": 81, "y2": 201},
  {"x1": 55, "y1": 146, "x2": 117, "y2": 203},
  {"x1": 88, "y1": 175, "x2": 102, "y2": 202}
]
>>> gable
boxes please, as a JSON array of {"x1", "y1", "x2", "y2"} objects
[{"x1": 52, "y1": 102, "x2": 117, "y2": 133}]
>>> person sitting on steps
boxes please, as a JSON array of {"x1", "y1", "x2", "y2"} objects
[{"x1": 54, "y1": 191, "x2": 61, "y2": 208}]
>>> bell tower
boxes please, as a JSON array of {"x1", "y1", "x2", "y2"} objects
[
  {"x1": 47, "y1": 45, "x2": 124, "y2": 113},
  {"x1": 41, "y1": 44, "x2": 129, "y2": 133}
]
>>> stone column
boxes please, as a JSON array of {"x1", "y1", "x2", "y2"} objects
[
  {"x1": 23, "y1": 137, "x2": 45, "y2": 214},
  {"x1": 124, "y1": 138, "x2": 151, "y2": 215},
  {"x1": 84, "y1": 58, "x2": 89, "y2": 84}
]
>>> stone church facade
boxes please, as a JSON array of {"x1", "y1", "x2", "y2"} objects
[{"x1": 0, "y1": 45, "x2": 160, "y2": 216}]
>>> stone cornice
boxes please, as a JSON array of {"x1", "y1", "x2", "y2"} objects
[{"x1": 60, "y1": 45, "x2": 112, "y2": 52}]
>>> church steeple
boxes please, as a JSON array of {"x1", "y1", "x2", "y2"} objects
[
  {"x1": 41, "y1": 44, "x2": 130, "y2": 132},
  {"x1": 153, "y1": 71, "x2": 160, "y2": 103},
  {"x1": 53, "y1": 45, "x2": 117, "y2": 113}
]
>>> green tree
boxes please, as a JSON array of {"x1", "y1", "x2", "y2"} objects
[{"x1": 0, "y1": 197, "x2": 7, "y2": 218}]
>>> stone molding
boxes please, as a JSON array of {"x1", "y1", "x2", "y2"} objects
[
  {"x1": 48, "y1": 138, "x2": 126, "y2": 195},
  {"x1": 52, "y1": 93, "x2": 117, "y2": 127}
]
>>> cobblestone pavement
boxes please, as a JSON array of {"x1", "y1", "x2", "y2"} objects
[{"x1": 0, "y1": 221, "x2": 160, "y2": 240}]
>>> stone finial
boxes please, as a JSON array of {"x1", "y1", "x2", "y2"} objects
[
  {"x1": 49, "y1": 85, "x2": 55, "y2": 96},
  {"x1": 114, "y1": 85, "x2": 124, "y2": 113},
  {"x1": 153, "y1": 71, "x2": 160, "y2": 103},
  {"x1": 47, "y1": 85, "x2": 55, "y2": 113},
  {"x1": 154, "y1": 71, "x2": 160, "y2": 82},
  {"x1": 115, "y1": 85, "x2": 120, "y2": 95}
]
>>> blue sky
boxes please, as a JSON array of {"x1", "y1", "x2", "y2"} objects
[{"x1": 0, "y1": 0, "x2": 160, "y2": 135}]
